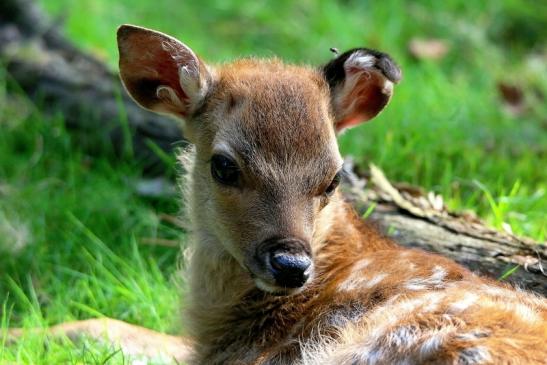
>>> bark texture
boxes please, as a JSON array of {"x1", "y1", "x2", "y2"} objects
[
  {"x1": 0, "y1": 0, "x2": 185, "y2": 175},
  {"x1": 343, "y1": 163, "x2": 546, "y2": 296}
]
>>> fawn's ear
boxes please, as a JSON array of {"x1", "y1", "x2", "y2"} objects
[
  {"x1": 322, "y1": 48, "x2": 401, "y2": 132},
  {"x1": 117, "y1": 24, "x2": 212, "y2": 118}
]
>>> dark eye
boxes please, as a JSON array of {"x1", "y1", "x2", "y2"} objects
[
  {"x1": 324, "y1": 171, "x2": 341, "y2": 196},
  {"x1": 211, "y1": 154, "x2": 240, "y2": 186}
]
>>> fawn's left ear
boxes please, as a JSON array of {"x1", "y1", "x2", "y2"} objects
[{"x1": 322, "y1": 48, "x2": 401, "y2": 132}]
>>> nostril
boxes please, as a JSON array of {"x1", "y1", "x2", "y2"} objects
[{"x1": 269, "y1": 252, "x2": 312, "y2": 288}]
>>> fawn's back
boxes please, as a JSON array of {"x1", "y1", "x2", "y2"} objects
[{"x1": 117, "y1": 25, "x2": 547, "y2": 364}]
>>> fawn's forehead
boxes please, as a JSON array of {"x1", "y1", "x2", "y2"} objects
[{"x1": 205, "y1": 59, "x2": 341, "y2": 172}]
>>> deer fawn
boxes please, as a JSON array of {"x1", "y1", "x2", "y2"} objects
[{"x1": 9, "y1": 25, "x2": 547, "y2": 364}]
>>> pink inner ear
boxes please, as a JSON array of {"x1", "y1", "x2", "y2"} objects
[
  {"x1": 335, "y1": 72, "x2": 391, "y2": 131},
  {"x1": 335, "y1": 115, "x2": 366, "y2": 131},
  {"x1": 155, "y1": 52, "x2": 187, "y2": 97},
  {"x1": 119, "y1": 30, "x2": 190, "y2": 115}
]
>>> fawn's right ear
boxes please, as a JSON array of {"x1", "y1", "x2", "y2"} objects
[
  {"x1": 322, "y1": 48, "x2": 401, "y2": 132},
  {"x1": 117, "y1": 24, "x2": 212, "y2": 118}
]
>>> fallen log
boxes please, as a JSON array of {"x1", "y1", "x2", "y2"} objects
[
  {"x1": 0, "y1": 0, "x2": 185, "y2": 175},
  {"x1": 2, "y1": 0, "x2": 545, "y2": 295},
  {"x1": 342, "y1": 161, "x2": 546, "y2": 295}
]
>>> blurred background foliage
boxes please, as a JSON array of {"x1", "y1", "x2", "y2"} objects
[
  {"x1": 1, "y1": 0, "x2": 546, "y2": 362},
  {"x1": 38, "y1": 0, "x2": 546, "y2": 236}
]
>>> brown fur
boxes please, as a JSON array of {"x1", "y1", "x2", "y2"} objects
[
  {"x1": 118, "y1": 25, "x2": 546, "y2": 364},
  {"x1": 11, "y1": 25, "x2": 545, "y2": 365},
  {"x1": 184, "y1": 204, "x2": 546, "y2": 364},
  {"x1": 139, "y1": 31, "x2": 547, "y2": 364}
]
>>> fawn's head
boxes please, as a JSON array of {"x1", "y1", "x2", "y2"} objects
[{"x1": 117, "y1": 25, "x2": 400, "y2": 295}]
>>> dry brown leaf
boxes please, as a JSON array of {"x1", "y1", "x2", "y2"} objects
[
  {"x1": 408, "y1": 38, "x2": 450, "y2": 60},
  {"x1": 497, "y1": 82, "x2": 526, "y2": 116}
]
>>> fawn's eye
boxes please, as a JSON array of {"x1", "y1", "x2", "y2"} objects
[
  {"x1": 324, "y1": 171, "x2": 341, "y2": 196},
  {"x1": 211, "y1": 154, "x2": 240, "y2": 186}
]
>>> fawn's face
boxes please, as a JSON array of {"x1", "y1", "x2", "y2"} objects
[
  {"x1": 117, "y1": 25, "x2": 400, "y2": 294},
  {"x1": 191, "y1": 62, "x2": 342, "y2": 293}
]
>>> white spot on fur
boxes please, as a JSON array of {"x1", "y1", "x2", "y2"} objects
[
  {"x1": 298, "y1": 292, "x2": 449, "y2": 365},
  {"x1": 422, "y1": 294, "x2": 443, "y2": 313},
  {"x1": 362, "y1": 294, "x2": 444, "y2": 354},
  {"x1": 449, "y1": 293, "x2": 478, "y2": 313},
  {"x1": 365, "y1": 273, "x2": 387, "y2": 288},
  {"x1": 326, "y1": 303, "x2": 366, "y2": 328},
  {"x1": 514, "y1": 303, "x2": 540, "y2": 323},
  {"x1": 405, "y1": 265, "x2": 447, "y2": 291},
  {"x1": 417, "y1": 325, "x2": 461, "y2": 361},
  {"x1": 431, "y1": 265, "x2": 447, "y2": 281},
  {"x1": 481, "y1": 284, "x2": 509, "y2": 298},
  {"x1": 354, "y1": 258, "x2": 372, "y2": 271},
  {"x1": 420, "y1": 334, "x2": 445, "y2": 358},
  {"x1": 477, "y1": 285, "x2": 542, "y2": 323},
  {"x1": 337, "y1": 259, "x2": 372, "y2": 292}
]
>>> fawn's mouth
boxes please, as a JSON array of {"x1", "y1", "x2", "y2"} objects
[
  {"x1": 247, "y1": 266, "x2": 312, "y2": 295},
  {"x1": 252, "y1": 275, "x2": 312, "y2": 296}
]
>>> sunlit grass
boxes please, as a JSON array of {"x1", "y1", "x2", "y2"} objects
[
  {"x1": 36, "y1": 0, "x2": 545, "y2": 238},
  {"x1": 0, "y1": 72, "x2": 182, "y2": 361}
]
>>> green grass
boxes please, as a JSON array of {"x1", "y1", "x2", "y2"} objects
[
  {"x1": 36, "y1": 0, "x2": 546, "y2": 238},
  {"x1": 1, "y1": 0, "x2": 546, "y2": 362},
  {"x1": 0, "y1": 73, "x2": 182, "y2": 363}
]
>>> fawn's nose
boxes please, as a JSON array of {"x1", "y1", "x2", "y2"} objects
[
  {"x1": 254, "y1": 237, "x2": 313, "y2": 290},
  {"x1": 268, "y1": 250, "x2": 312, "y2": 288}
]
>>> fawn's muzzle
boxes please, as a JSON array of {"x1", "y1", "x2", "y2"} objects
[
  {"x1": 255, "y1": 237, "x2": 313, "y2": 290},
  {"x1": 269, "y1": 250, "x2": 312, "y2": 288}
]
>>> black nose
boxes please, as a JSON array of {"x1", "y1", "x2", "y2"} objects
[{"x1": 269, "y1": 251, "x2": 312, "y2": 288}]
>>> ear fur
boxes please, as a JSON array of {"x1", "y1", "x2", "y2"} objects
[
  {"x1": 117, "y1": 24, "x2": 211, "y2": 118},
  {"x1": 322, "y1": 48, "x2": 401, "y2": 131}
]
